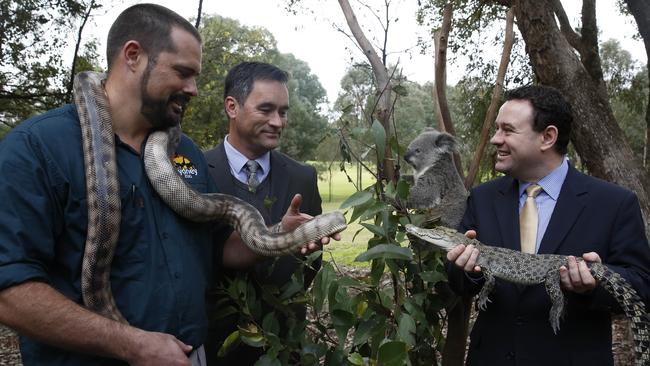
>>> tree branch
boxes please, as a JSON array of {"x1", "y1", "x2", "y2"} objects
[
  {"x1": 195, "y1": 0, "x2": 203, "y2": 29},
  {"x1": 465, "y1": 7, "x2": 515, "y2": 189},
  {"x1": 433, "y1": 2, "x2": 464, "y2": 180},
  {"x1": 338, "y1": 0, "x2": 395, "y2": 182},
  {"x1": 579, "y1": 0, "x2": 606, "y2": 87},
  {"x1": 551, "y1": 0, "x2": 583, "y2": 51},
  {"x1": 66, "y1": 0, "x2": 95, "y2": 103}
]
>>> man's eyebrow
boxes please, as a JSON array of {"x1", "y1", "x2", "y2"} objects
[
  {"x1": 174, "y1": 64, "x2": 199, "y2": 76},
  {"x1": 257, "y1": 102, "x2": 289, "y2": 110}
]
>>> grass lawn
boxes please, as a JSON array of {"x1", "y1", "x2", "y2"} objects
[{"x1": 315, "y1": 163, "x2": 375, "y2": 267}]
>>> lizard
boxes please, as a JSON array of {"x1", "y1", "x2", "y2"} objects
[{"x1": 405, "y1": 224, "x2": 650, "y2": 366}]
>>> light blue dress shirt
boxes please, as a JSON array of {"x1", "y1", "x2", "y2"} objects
[
  {"x1": 223, "y1": 135, "x2": 271, "y2": 184},
  {"x1": 518, "y1": 158, "x2": 569, "y2": 253}
]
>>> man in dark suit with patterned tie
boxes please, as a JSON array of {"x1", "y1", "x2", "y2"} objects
[
  {"x1": 203, "y1": 62, "x2": 323, "y2": 365},
  {"x1": 447, "y1": 85, "x2": 650, "y2": 366}
]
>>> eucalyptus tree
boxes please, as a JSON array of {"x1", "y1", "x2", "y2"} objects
[{"x1": 0, "y1": 0, "x2": 104, "y2": 126}]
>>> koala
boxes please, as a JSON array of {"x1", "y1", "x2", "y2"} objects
[{"x1": 403, "y1": 128, "x2": 468, "y2": 228}]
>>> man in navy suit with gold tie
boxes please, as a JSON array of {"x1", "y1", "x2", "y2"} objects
[
  {"x1": 203, "y1": 62, "x2": 323, "y2": 365},
  {"x1": 447, "y1": 85, "x2": 650, "y2": 366}
]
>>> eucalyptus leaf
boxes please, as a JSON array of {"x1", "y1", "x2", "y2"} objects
[
  {"x1": 217, "y1": 330, "x2": 241, "y2": 357},
  {"x1": 355, "y1": 244, "x2": 413, "y2": 262},
  {"x1": 340, "y1": 190, "x2": 373, "y2": 209},
  {"x1": 419, "y1": 270, "x2": 448, "y2": 285},
  {"x1": 397, "y1": 313, "x2": 416, "y2": 346},
  {"x1": 371, "y1": 120, "x2": 386, "y2": 159},
  {"x1": 377, "y1": 341, "x2": 408, "y2": 366},
  {"x1": 254, "y1": 355, "x2": 281, "y2": 366}
]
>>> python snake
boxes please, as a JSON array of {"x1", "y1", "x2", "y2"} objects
[{"x1": 74, "y1": 71, "x2": 347, "y2": 323}]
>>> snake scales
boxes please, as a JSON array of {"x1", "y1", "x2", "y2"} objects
[{"x1": 73, "y1": 71, "x2": 347, "y2": 323}]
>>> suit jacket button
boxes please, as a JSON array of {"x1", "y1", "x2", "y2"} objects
[
  {"x1": 515, "y1": 316, "x2": 525, "y2": 326},
  {"x1": 506, "y1": 351, "x2": 515, "y2": 360}
]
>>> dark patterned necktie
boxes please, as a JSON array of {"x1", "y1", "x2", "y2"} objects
[{"x1": 245, "y1": 160, "x2": 260, "y2": 192}]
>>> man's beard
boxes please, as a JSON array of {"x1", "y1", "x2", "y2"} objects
[{"x1": 140, "y1": 62, "x2": 190, "y2": 129}]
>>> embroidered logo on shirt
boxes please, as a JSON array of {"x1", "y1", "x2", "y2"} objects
[{"x1": 173, "y1": 154, "x2": 198, "y2": 179}]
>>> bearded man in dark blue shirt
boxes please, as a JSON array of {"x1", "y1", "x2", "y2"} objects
[{"x1": 0, "y1": 4, "x2": 337, "y2": 365}]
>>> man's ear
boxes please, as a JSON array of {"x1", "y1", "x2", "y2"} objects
[
  {"x1": 540, "y1": 125, "x2": 559, "y2": 152},
  {"x1": 224, "y1": 96, "x2": 239, "y2": 119},
  {"x1": 122, "y1": 40, "x2": 145, "y2": 71}
]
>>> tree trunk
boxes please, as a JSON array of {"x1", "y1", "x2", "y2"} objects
[
  {"x1": 465, "y1": 8, "x2": 515, "y2": 188},
  {"x1": 338, "y1": 0, "x2": 396, "y2": 182},
  {"x1": 624, "y1": 0, "x2": 650, "y2": 172},
  {"x1": 433, "y1": 3, "x2": 464, "y2": 180},
  {"x1": 512, "y1": 0, "x2": 650, "y2": 238}
]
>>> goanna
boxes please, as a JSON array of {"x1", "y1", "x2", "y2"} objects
[{"x1": 405, "y1": 224, "x2": 650, "y2": 366}]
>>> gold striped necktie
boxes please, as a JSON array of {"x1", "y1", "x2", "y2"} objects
[{"x1": 520, "y1": 184, "x2": 543, "y2": 254}]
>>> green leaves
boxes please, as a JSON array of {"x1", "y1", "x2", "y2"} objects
[
  {"x1": 355, "y1": 244, "x2": 413, "y2": 262},
  {"x1": 340, "y1": 190, "x2": 374, "y2": 209},
  {"x1": 313, "y1": 262, "x2": 336, "y2": 313},
  {"x1": 377, "y1": 341, "x2": 409, "y2": 366},
  {"x1": 371, "y1": 119, "x2": 387, "y2": 159},
  {"x1": 397, "y1": 313, "x2": 416, "y2": 346}
]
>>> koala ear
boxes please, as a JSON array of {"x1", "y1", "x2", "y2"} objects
[{"x1": 436, "y1": 132, "x2": 458, "y2": 153}]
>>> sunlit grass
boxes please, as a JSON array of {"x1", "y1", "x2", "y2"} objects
[{"x1": 315, "y1": 162, "x2": 375, "y2": 267}]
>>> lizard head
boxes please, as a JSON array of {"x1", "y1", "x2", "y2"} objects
[{"x1": 405, "y1": 224, "x2": 459, "y2": 252}]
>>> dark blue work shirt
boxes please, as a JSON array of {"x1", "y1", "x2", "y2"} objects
[{"x1": 0, "y1": 105, "x2": 218, "y2": 365}]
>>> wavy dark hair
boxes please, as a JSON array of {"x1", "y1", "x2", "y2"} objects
[
  {"x1": 106, "y1": 3, "x2": 200, "y2": 72},
  {"x1": 505, "y1": 85, "x2": 573, "y2": 155}
]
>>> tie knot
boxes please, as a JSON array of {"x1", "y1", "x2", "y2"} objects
[
  {"x1": 526, "y1": 184, "x2": 542, "y2": 198},
  {"x1": 245, "y1": 160, "x2": 259, "y2": 174}
]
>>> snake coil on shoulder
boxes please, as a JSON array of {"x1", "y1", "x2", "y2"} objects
[{"x1": 74, "y1": 71, "x2": 347, "y2": 322}]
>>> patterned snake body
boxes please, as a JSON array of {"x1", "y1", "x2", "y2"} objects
[
  {"x1": 145, "y1": 129, "x2": 347, "y2": 256},
  {"x1": 74, "y1": 71, "x2": 347, "y2": 323}
]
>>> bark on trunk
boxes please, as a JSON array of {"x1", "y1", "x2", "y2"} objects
[
  {"x1": 465, "y1": 8, "x2": 515, "y2": 188},
  {"x1": 433, "y1": 3, "x2": 465, "y2": 180},
  {"x1": 338, "y1": 0, "x2": 396, "y2": 182},
  {"x1": 624, "y1": 0, "x2": 650, "y2": 172},
  {"x1": 513, "y1": 0, "x2": 650, "y2": 238}
]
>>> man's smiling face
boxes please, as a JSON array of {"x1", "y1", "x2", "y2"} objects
[{"x1": 490, "y1": 99, "x2": 545, "y2": 181}]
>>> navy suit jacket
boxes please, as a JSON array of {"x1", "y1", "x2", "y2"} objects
[
  {"x1": 204, "y1": 143, "x2": 322, "y2": 365},
  {"x1": 450, "y1": 165, "x2": 650, "y2": 366},
  {"x1": 205, "y1": 143, "x2": 322, "y2": 286}
]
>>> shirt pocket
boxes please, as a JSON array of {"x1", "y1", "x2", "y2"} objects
[{"x1": 110, "y1": 184, "x2": 148, "y2": 278}]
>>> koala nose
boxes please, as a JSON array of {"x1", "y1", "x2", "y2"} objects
[{"x1": 404, "y1": 151, "x2": 413, "y2": 162}]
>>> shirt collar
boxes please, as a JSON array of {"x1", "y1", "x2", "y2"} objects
[
  {"x1": 518, "y1": 157, "x2": 568, "y2": 201},
  {"x1": 223, "y1": 135, "x2": 270, "y2": 174}
]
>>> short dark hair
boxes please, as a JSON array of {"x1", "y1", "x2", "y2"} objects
[
  {"x1": 224, "y1": 62, "x2": 289, "y2": 104},
  {"x1": 504, "y1": 85, "x2": 573, "y2": 155},
  {"x1": 106, "y1": 3, "x2": 200, "y2": 72}
]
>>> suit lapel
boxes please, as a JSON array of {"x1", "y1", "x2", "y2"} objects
[
  {"x1": 207, "y1": 144, "x2": 237, "y2": 195},
  {"x1": 494, "y1": 177, "x2": 521, "y2": 251},
  {"x1": 538, "y1": 166, "x2": 587, "y2": 254},
  {"x1": 269, "y1": 151, "x2": 290, "y2": 222}
]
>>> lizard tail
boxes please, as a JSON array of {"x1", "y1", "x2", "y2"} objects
[{"x1": 590, "y1": 263, "x2": 650, "y2": 366}]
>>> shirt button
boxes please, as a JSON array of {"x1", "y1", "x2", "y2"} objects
[
  {"x1": 174, "y1": 272, "x2": 180, "y2": 279},
  {"x1": 161, "y1": 232, "x2": 168, "y2": 239}
]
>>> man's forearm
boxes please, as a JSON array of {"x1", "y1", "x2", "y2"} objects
[
  {"x1": 222, "y1": 231, "x2": 263, "y2": 269},
  {"x1": 0, "y1": 281, "x2": 140, "y2": 361}
]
